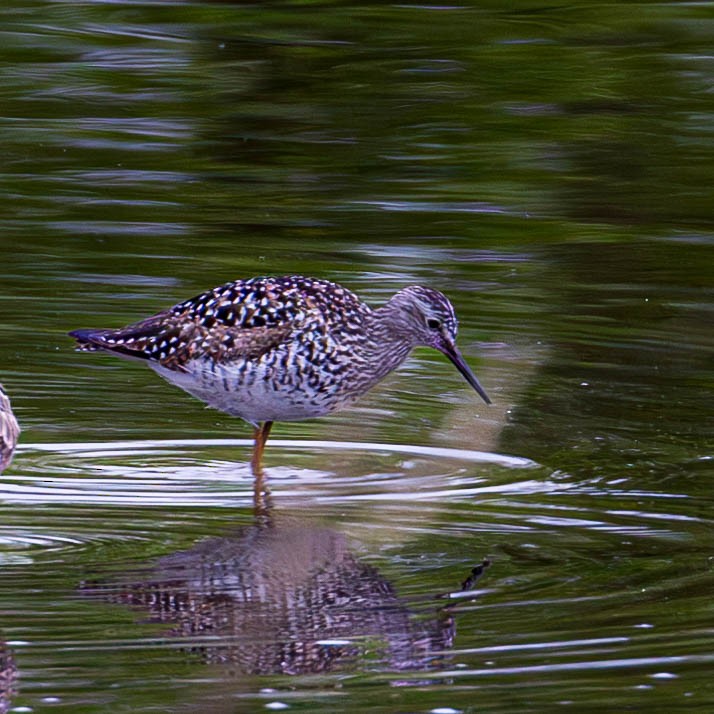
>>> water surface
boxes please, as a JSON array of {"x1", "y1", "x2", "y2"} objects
[{"x1": 1, "y1": 1, "x2": 713, "y2": 712}]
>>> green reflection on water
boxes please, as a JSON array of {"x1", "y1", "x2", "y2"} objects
[{"x1": 0, "y1": 0, "x2": 713, "y2": 712}]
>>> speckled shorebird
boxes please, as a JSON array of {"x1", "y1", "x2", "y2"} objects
[
  {"x1": 0, "y1": 383, "x2": 20, "y2": 473},
  {"x1": 69, "y1": 276, "x2": 491, "y2": 473}
]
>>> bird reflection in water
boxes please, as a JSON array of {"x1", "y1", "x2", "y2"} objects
[
  {"x1": 82, "y1": 511, "x2": 487, "y2": 676},
  {"x1": 0, "y1": 641, "x2": 16, "y2": 714}
]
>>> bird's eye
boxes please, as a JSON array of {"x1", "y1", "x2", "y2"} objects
[{"x1": 427, "y1": 318, "x2": 441, "y2": 330}]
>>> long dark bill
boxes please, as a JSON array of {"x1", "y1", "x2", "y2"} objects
[{"x1": 442, "y1": 343, "x2": 492, "y2": 405}]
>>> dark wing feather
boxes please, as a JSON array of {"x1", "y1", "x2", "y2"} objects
[
  {"x1": 157, "y1": 320, "x2": 294, "y2": 370},
  {"x1": 69, "y1": 315, "x2": 294, "y2": 371},
  {"x1": 69, "y1": 277, "x2": 312, "y2": 370},
  {"x1": 69, "y1": 313, "x2": 169, "y2": 361}
]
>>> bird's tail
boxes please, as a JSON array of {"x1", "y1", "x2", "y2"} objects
[
  {"x1": 69, "y1": 328, "x2": 107, "y2": 352},
  {"x1": 69, "y1": 323, "x2": 160, "y2": 362}
]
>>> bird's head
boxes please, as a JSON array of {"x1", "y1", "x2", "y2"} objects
[{"x1": 385, "y1": 286, "x2": 491, "y2": 405}]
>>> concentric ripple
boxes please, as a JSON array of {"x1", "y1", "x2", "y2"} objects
[
  {"x1": 0, "y1": 439, "x2": 709, "y2": 713},
  {"x1": 5, "y1": 439, "x2": 539, "y2": 508}
]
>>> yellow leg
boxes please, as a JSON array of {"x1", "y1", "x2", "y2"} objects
[{"x1": 251, "y1": 420, "x2": 274, "y2": 476}]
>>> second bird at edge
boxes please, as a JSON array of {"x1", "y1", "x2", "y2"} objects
[{"x1": 69, "y1": 275, "x2": 491, "y2": 473}]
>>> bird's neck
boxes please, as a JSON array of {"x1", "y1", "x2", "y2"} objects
[
  {"x1": 356, "y1": 304, "x2": 417, "y2": 374},
  {"x1": 322, "y1": 302, "x2": 416, "y2": 401},
  {"x1": 372, "y1": 298, "x2": 419, "y2": 343}
]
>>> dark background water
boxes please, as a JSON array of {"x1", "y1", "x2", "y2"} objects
[{"x1": 0, "y1": 2, "x2": 713, "y2": 712}]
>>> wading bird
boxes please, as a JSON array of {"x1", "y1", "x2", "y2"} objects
[{"x1": 70, "y1": 276, "x2": 491, "y2": 475}]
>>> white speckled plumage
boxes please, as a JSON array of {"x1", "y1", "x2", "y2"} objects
[{"x1": 70, "y1": 276, "x2": 490, "y2": 465}]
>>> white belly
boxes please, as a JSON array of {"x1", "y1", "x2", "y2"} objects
[{"x1": 150, "y1": 360, "x2": 346, "y2": 425}]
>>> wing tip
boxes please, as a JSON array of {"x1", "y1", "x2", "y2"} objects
[
  {"x1": 68, "y1": 328, "x2": 107, "y2": 351},
  {"x1": 68, "y1": 326, "x2": 159, "y2": 363},
  {"x1": 69, "y1": 328, "x2": 96, "y2": 341}
]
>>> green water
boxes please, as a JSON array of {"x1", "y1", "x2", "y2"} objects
[{"x1": 1, "y1": 2, "x2": 713, "y2": 712}]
